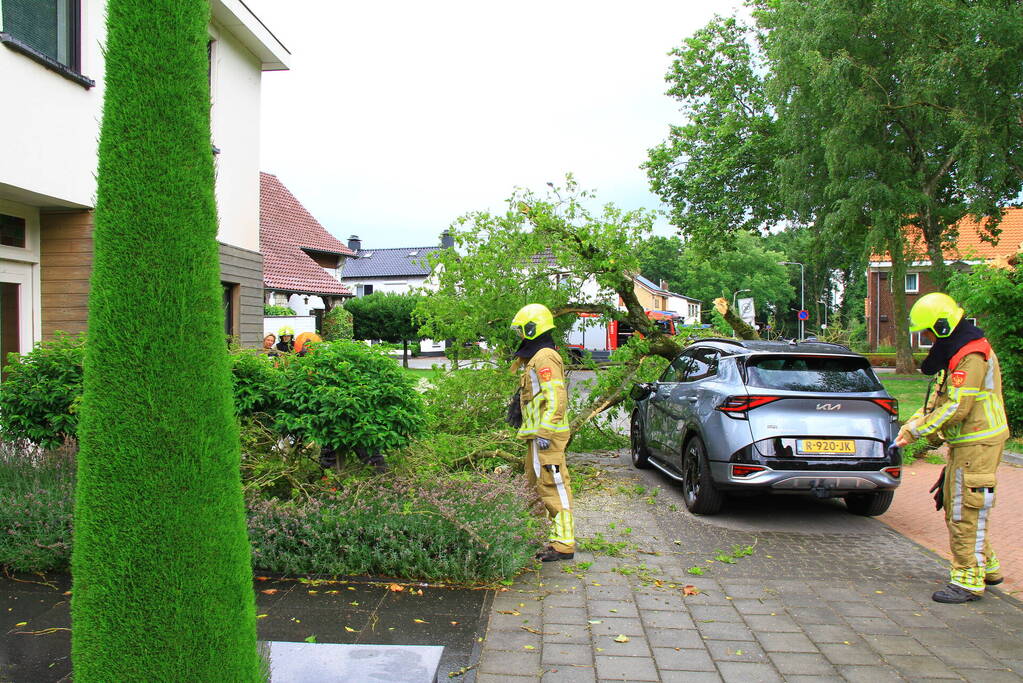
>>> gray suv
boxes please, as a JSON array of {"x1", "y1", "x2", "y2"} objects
[{"x1": 630, "y1": 339, "x2": 902, "y2": 516}]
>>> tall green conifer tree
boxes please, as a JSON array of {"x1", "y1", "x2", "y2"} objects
[{"x1": 71, "y1": 0, "x2": 259, "y2": 678}]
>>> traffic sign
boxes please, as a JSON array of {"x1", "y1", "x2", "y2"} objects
[{"x1": 797, "y1": 309, "x2": 809, "y2": 321}]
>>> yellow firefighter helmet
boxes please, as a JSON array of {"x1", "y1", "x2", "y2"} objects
[
  {"x1": 511, "y1": 303, "x2": 555, "y2": 340},
  {"x1": 909, "y1": 292, "x2": 964, "y2": 338}
]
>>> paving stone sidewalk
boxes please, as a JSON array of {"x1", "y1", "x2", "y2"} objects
[{"x1": 476, "y1": 452, "x2": 1023, "y2": 682}]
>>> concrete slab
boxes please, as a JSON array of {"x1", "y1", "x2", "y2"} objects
[{"x1": 264, "y1": 641, "x2": 443, "y2": 683}]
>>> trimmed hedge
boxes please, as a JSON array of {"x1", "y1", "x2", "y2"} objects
[{"x1": 72, "y1": 0, "x2": 259, "y2": 679}]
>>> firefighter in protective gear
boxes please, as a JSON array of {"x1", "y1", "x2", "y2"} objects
[
  {"x1": 896, "y1": 293, "x2": 1008, "y2": 603},
  {"x1": 510, "y1": 304, "x2": 575, "y2": 562}
]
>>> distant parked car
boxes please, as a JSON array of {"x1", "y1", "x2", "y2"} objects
[{"x1": 630, "y1": 338, "x2": 902, "y2": 516}]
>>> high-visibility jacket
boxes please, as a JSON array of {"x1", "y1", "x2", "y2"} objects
[
  {"x1": 907, "y1": 339, "x2": 1009, "y2": 446},
  {"x1": 516, "y1": 347, "x2": 571, "y2": 447}
]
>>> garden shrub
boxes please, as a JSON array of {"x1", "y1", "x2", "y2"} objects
[
  {"x1": 0, "y1": 448, "x2": 544, "y2": 584},
  {"x1": 0, "y1": 442, "x2": 74, "y2": 571},
  {"x1": 248, "y1": 473, "x2": 544, "y2": 583},
  {"x1": 230, "y1": 350, "x2": 280, "y2": 417},
  {"x1": 273, "y1": 341, "x2": 426, "y2": 455},
  {"x1": 264, "y1": 304, "x2": 296, "y2": 316},
  {"x1": 0, "y1": 333, "x2": 85, "y2": 450},
  {"x1": 321, "y1": 305, "x2": 354, "y2": 341}
]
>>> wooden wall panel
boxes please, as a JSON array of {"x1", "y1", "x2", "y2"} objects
[{"x1": 40, "y1": 211, "x2": 94, "y2": 340}]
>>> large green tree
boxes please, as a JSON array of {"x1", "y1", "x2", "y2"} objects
[
  {"x1": 417, "y1": 179, "x2": 702, "y2": 428},
  {"x1": 638, "y1": 233, "x2": 794, "y2": 331},
  {"x1": 346, "y1": 292, "x2": 423, "y2": 367},
  {"x1": 72, "y1": 0, "x2": 259, "y2": 679},
  {"x1": 759, "y1": 0, "x2": 1023, "y2": 368}
]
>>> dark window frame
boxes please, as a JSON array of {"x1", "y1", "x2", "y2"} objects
[
  {"x1": 0, "y1": 213, "x2": 27, "y2": 248},
  {"x1": 0, "y1": 0, "x2": 94, "y2": 88}
]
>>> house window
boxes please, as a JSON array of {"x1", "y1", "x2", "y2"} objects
[
  {"x1": 356, "y1": 284, "x2": 373, "y2": 297},
  {"x1": 222, "y1": 282, "x2": 238, "y2": 344},
  {"x1": 687, "y1": 303, "x2": 699, "y2": 320},
  {"x1": 0, "y1": 213, "x2": 26, "y2": 248},
  {"x1": 905, "y1": 273, "x2": 919, "y2": 293},
  {"x1": 1, "y1": 0, "x2": 80, "y2": 69}
]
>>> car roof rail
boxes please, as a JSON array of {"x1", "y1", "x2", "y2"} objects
[{"x1": 691, "y1": 337, "x2": 749, "y2": 347}]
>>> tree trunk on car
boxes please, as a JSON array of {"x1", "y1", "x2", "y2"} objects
[{"x1": 713, "y1": 298, "x2": 761, "y2": 340}]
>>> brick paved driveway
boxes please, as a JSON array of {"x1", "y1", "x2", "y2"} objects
[{"x1": 476, "y1": 451, "x2": 1023, "y2": 682}]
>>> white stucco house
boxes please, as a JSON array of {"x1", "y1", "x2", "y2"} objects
[
  {"x1": 339, "y1": 233, "x2": 454, "y2": 354},
  {"x1": 0, "y1": 0, "x2": 289, "y2": 362}
]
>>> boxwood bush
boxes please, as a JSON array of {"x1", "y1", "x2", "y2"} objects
[{"x1": 0, "y1": 333, "x2": 85, "y2": 450}]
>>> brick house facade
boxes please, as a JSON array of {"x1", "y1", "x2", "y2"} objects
[{"x1": 866, "y1": 208, "x2": 1023, "y2": 351}]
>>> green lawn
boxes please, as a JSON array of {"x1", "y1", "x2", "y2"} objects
[{"x1": 879, "y1": 375, "x2": 931, "y2": 422}]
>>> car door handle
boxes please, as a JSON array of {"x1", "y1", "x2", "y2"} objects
[{"x1": 686, "y1": 397, "x2": 698, "y2": 404}]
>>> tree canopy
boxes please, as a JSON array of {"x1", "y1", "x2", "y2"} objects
[{"x1": 346, "y1": 292, "x2": 423, "y2": 367}]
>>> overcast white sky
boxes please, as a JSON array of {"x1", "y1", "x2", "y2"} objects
[{"x1": 244, "y1": 1, "x2": 745, "y2": 249}]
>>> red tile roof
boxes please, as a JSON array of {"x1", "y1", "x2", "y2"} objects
[
  {"x1": 260, "y1": 173, "x2": 354, "y2": 296},
  {"x1": 870, "y1": 207, "x2": 1023, "y2": 263}
]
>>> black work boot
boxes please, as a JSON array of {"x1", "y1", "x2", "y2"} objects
[
  {"x1": 535, "y1": 546, "x2": 574, "y2": 562},
  {"x1": 985, "y1": 575, "x2": 1004, "y2": 586},
  {"x1": 932, "y1": 584, "x2": 982, "y2": 603}
]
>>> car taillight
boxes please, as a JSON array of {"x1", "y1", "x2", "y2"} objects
[
  {"x1": 717, "y1": 395, "x2": 781, "y2": 416},
  {"x1": 871, "y1": 398, "x2": 899, "y2": 416},
  {"x1": 883, "y1": 466, "x2": 901, "y2": 479},
  {"x1": 732, "y1": 464, "x2": 767, "y2": 477}
]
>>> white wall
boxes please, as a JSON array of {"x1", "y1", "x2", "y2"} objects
[
  {"x1": 345, "y1": 275, "x2": 428, "y2": 295},
  {"x1": 264, "y1": 315, "x2": 316, "y2": 339},
  {"x1": 209, "y1": 20, "x2": 262, "y2": 252},
  {"x1": 0, "y1": 0, "x2": 105, "y2": 209}
]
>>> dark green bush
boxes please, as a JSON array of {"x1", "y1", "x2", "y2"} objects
[
  {"x1": 273, "y1": 341, "x2": 426, "y2": 454},
  {"x1": 0, "y1": 333, "x2": 85, "y2": 449},
  {"x1": 230, "y1": 350, "x2": 280, "y2": 417},
  {"x1": 321, "y1": 305, "x2": 353, "y2": 341},
  {"x1": 264, "y1": 305, "x2": 296, "y2": 316},
  {"x1": 247, "y1": 473, "x2": 544, "y2": 583}
]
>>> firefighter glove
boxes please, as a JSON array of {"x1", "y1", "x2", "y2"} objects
[
  {"x1": 929, "y1": 466, "x2": 946, "y2": 511},
  {"x1": 536, "y1": 437, "x2": 551, "y2": 450}
]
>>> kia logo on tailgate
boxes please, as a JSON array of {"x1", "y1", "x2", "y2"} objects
[{"x1": 816, "y1": 403, "x2": 841, "y2": 411}]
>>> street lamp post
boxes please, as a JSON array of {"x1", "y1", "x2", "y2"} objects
[
  {"x1": 779, "y1": 261, "x2": 805, "y2": 340},
  {"x1": 819, "y1": 299, "x2": 828, "y2": 329}
]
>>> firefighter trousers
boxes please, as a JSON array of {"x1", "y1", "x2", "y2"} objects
[
  {"x1": 943, "y1": 442, "x2": 1003, "y2": 593},
  {"x1": 525, "y1": 439, "x2": 575, "y2": 553}
]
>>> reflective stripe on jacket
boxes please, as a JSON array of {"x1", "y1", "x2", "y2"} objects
[
  {"x1": 909, "y1": 340, "x2": 1008, "y2": 446},
  {"x1": 517, "y1": 347, "x2": 570, "y2": 440}
]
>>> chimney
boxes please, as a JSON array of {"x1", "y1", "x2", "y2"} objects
[
  {"x1": 440, "y1": 230, "x2": 454, "y2": 249},
  {"x1": 348, "y1": 235, "x2": 361, "y2": 252},
  {"x1": 660, "y1": 279, "x2": 668, "y2": 291}
]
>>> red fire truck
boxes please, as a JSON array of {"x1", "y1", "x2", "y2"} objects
[{"x1": 565, "y1": 310, "x2": 678, "y2": 362}]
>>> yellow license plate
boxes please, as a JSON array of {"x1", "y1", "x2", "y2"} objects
[{"x1": 797, "y1": 439, "x2": 855, "y2": 454}]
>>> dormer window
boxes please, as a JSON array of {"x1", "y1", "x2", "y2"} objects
[{"x1": 408, "y1": 250, "x2": 418, "y2": 257}]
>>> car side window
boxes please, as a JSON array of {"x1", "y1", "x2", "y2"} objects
[
  {"x1": 685, "y1": 348, "x2": 719, "y2": 382},
  {"x1": 661, "y1": 354, "x2": 693, "y2": 383}
]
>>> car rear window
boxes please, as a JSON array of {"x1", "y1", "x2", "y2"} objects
[{"x1": 744, "y1": 355, "x2": 882, "y2": 392}]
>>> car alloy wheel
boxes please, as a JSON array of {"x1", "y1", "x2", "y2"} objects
[
  {"x1": 630, "y1": 411, "x2": 651, "y2": 469},
  {"x1": 681, "y1": 435, "x2": 724, "y2": 514}
]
